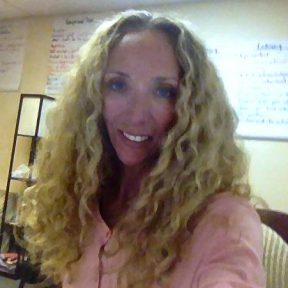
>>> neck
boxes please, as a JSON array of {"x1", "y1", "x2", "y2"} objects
[
  {"x1": 118, "y1": 163, "x2": 150, "y2": 203},
  {"x1": 99, "y1": 163, "x2": 151, "y2": 228},
  {"x1": 99, "y1": 157, "x2": 158, "y2": 228}
]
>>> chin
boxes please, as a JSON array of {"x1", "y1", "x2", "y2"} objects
[
  {"x1": 118, "y1": 155, "x2": 147, "y2": 168},
  {"x1": 116, "y1": 151, "x2": 159, "y2": 170}
]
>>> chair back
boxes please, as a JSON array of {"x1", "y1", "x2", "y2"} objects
[
  {"x1": 257, "y1": 209, "x2": 288, "y2": 288},
  {"x1": 262, "y1": 224, "x2": 288, "y2": 288},
  {"x1": 257, "y1": 209, "x2": 288, "y2": 243}
]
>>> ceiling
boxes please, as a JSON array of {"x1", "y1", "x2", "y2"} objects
[{"x1": 0, "y1": 0, "x2": 199, "y2": 20}]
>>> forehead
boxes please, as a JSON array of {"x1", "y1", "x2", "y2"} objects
[
  {"x1": 105, "y1": 29, "x2": 179, "y2": 75},
  {"x1": 115, "y1": 29, "x2": 172, "y2": 52}
]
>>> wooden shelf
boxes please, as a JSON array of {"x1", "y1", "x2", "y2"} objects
[
  {"x1": 0, "y1": 265, "x2": 19, "y2": 280},
  {"x1": 11, "y1": 176, "x2": 29, "y2": 182},
  {"x1": 0, "y1": 94, "x2": 55, "y2": 285},
  {"x1": 10, "y1": 176, "x2": 36, "y2": 184}
]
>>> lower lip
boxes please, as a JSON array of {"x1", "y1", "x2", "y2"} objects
[{"x1": 118, "y1": 130, "x2": 150, "y2": 147}]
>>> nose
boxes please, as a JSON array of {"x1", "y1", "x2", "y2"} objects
[{"x1": 126, "y1": 93, "x2": 152, "y2": 125}]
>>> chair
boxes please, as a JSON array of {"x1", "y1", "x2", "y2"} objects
[
  {"x1": 257, "y1": 209, "x2": 288, "y2": 243},
  {"x1": 257, "y1": 209, "x2": 288, "y2": 288}
]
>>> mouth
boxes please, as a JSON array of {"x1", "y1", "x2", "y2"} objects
[{"x1": 121, "y1": 131, "x2": 151, "y2": 143}]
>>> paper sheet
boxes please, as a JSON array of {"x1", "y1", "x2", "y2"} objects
[{"x1": 0, "y1": 20, "x2": 27, "y2": 91}]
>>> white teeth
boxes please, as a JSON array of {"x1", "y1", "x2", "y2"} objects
[{"x1": 123, "y1": 132, "x2": 149, "y2": 142}]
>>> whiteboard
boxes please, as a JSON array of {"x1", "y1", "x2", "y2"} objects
[{"x1": 207, "y1": 40, "x2": 288, "y2": 140}]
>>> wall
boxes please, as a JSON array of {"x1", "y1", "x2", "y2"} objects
[
  {"x1": 0, "y1": 0, "x2": 287, "y2": 212},
  {"x1": 0, "y1": 17, "x2": 52, "y2": 193}
]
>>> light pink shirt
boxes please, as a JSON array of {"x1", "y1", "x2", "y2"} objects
[{"x1": 62, "y1": 192, "x2": 266, "y2": 288}]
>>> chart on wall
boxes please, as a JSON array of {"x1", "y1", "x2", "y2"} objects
[
  {"x1": 45, "y1": 14, "x2": 102, "y2": 97},
  {"x1": 0, "y1": 20, "x2": 27, "y2": 91},
  {"x1": 45, "y1": 15, "x2": 288, "y2": 140}
]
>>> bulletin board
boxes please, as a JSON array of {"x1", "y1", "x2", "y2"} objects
[{"x1": 45, "y1": 14, "x2": 288, "y2": 140}]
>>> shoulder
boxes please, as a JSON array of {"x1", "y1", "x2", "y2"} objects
[
  {"x1": 190, "y1": 192, "x2": 263, "y2": 249},
  {"x1": 205, "y1": 191, "x2": 257, "y2": 215},
  {"x1": 193, "y1": 192, "x2": 261, "y2": 236},
  {"x1": 184, "y1": 192, "x2": 265, "y2": 287}
]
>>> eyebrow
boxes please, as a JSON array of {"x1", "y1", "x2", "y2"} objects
[
  {"x1": 104, "y1": 71, "x2": 130, "y2": 77},
  {"x1": 154, "y1": 76, "x2": 178, "y2": 83},
  {"x1": 104, "y1": 71, "x2": 178, "y2": 82}
]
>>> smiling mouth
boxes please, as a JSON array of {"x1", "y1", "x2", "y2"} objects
[{"x1": 122, "y1": 131, "x2": 150, "y2": 143}]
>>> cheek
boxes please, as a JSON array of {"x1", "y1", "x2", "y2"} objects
[
  {"x1": 103, "y1": 103, "x2": 113, "y2": 124},
  {"x1": 103, "y1": 97, "x2": 125, "y2": 123},
  {"x1": 154, "y1": 103, "x2": 176, "y2": 133}
]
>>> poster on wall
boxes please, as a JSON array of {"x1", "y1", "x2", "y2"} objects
[
  {"x1": 45, "y1": 14, "x2": 102, "y2": 97},
  {"x1": 0, "y1": 20, "x2": 27, "y2": 91},
  {"x1": 207, "y1": 40, "x2": 288, "y2": 140}
]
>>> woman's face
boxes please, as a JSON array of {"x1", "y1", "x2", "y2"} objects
[{"x1": 103, "y1": 29, "x2": 180, "y2": 169}]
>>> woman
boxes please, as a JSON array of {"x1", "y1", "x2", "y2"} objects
[{"x1": 22, "y1": 10, "x2": 265, "y2": 288}]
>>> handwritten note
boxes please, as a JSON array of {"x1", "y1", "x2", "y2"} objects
[
  {"x1": 0, "y1": 20, "x2": 27, "y2": 91},
  {"x1": 207, "y1": 41, "x2": 288, "y2": 140},
  {"x1": 45, "y1": 15, "x2": 99, "y2": 96}
]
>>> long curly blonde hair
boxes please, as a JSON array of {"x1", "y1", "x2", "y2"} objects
[{"x1": 21, "y1": 10, "x2": 250, "y2": 287}]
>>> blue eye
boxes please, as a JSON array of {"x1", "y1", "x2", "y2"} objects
[
  {"x1": 156, "y1": 85, "x2": 177, "y2": 99},
  {"x1": 107, "y1": 79, "x2": 127, "y2": 92}
]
